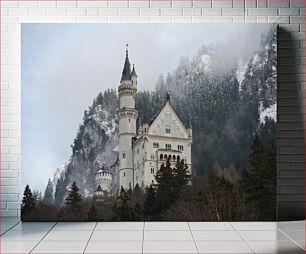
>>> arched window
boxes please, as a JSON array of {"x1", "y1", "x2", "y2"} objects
[
  {"x1": 123, "y1": 172, "x2": 126, "y2": 177},
  {"x1": 173, "y1": 155, "x2": 176, "y2": 161},
  {"x1": 160, "y1": 154, "x2": 163, "y2": 160},
  {"x1": 123, "y1": 152, "x2": 126, "y2": 158},
  {"x1": 168, "y1": 155, "x2": 172, "y2": 160},
  {"x1": 164, "y1": 154, "x2": 167, "y2": 160},
  {"x1": 177, "y1": 156, "x2": 180, "y2": 161}
]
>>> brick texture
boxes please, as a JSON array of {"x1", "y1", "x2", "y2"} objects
[{"x1": 0, "y1": 0, "x2": 304, "y2": 220}]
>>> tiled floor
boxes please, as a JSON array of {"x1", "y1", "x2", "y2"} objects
[{"x1": 0, "y1": 219, "x2": 304, "y2": 253}]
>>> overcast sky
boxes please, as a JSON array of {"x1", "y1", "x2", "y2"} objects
[{"x1": 21, "y1": 23, "x2": 273, "y2": 192}]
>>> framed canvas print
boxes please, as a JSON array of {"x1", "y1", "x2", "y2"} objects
[{"x1": 21, "y1": 23, "x2": 277, "y2": 221}]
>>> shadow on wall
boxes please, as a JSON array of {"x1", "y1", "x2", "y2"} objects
[{"x1": 276, "y1": 27, "x2": 305, "y2": 221}]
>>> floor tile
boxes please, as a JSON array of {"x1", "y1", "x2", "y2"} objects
[
  {"x1": 276, "y1": 221, "x2": 305, "y2": 231},
  {"x1": 42, "y1": 230, "x2": 92, "y2": 242},
  {"x1": 1, "y1": 230, "x2": 47, "y2": 242},
  {"x1": 11, "y1": 222, "x2": 55, "y2": 231},
  {"x1": 231, "y1": 222, "x2": 276, "y2": 231},
  {"x1": 282, "y1": 230, "x2": 305, "y2": 249},
  {"x1": 144, "y1": 230, "x2": 193, "y2": 241},
  {"x1": 197, "y1": 241, "x2": 253, "y2": 253},
  {"x1": 143, "y1": 241, "x2": 198, "y2": 253},
  {"x1": 90, "y1": 230, "x2": 143, "y2": 241},
  {"x1": 1, "y1": 221, "x2": 21, "y2": 234},
  {"x1": 96, "y1": 221, "x2": 144, "y2": 231},
  {"x1": 249, "y1": 240, "x2": 304, "y2": 253},
  {"x1": 32, "y1": 241, "x2": 87, "y2": 253},
  {"x1": 192, "y1": 230, "x2": 243, "y2": 241},
  {"x1": 1, "y1": 241, "x2": 37, "y2": 253},
  {"x1": 239, "y1": 230, "x2": 291, "y2": 241},
  {"x1": 85, "y1": 241, "x2": 142, "y2": 253},
  {"x1": 52, "y1": 222, "x2": 96, "y2": 231},
  {"x1": 189, "y1": 222, "x2": 234, "y2": 231},
  {"x1": 145, "y1": 222, "x2": 189, "y2": 230}
]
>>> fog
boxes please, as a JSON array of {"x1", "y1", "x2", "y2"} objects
[{"x1": 21, "y1": 23, "x2": 273, "y2": 192}]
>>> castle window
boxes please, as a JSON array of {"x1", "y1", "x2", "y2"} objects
[
  {"x1": 177, "y1": 156, "x2": 180, "y2": 161},
  {"x1": 165, "y1": 127, "x2": 171, "y2": 134},
  {"x1": 128, "y1": 119, "x2": 130, "y2": 123},
  {"x1": 123, "y1": 152, "x2": 126, "y2": 158},
  {"x1": 165, "y1": 144, "x2": 171, "y2": 150},
  {"x1": 151, "y1": 155, "x2": 154, "y2": 160},
  {"x1": 137, "y1": 148, "x2": 139, "y2": 154},
  {"x1": 160, "y1": 154, "x2": 163, "y2": 160},
  {"x1": 151, "y1": 168, "x2": 154, "y2": 174},
  {"x1": 123, "y1": 172, "x2": 126, "y2": 177},
  {"x1": 173, "y1": 155, "x2": 176, "y2": 161},
  {"x1": 153, "y1": 142, "x2": 159, "y2": 148},
  {"x1": 142, "y1": 143, "x2": 144, "y2": 149},
  {"x1": 152, "y1": 180, "x2": 154, "y2": 184},
  {"x1": 164, "y1": 154, "x2": 167, "y2": 160},
  {"x1": 178, "y1": 145, "x2": 184, "y2": 151}
]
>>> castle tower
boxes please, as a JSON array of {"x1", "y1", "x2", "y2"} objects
[
  {"x1": 95, "y1": 165, "x2": 112, "y2": 196},
  {"x1": 118, "y1": 45, "x2": 138, "y2": 191}
]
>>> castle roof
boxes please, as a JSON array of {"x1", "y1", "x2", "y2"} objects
[
  {"x1": 120, "y1": 45, "x2": 131, "y2": 82},
  {"x1": 96, "y1": 165, "x2": 112, "y2": 174},
  {"x1": 148, "y1": 96, "x2": 188, "y2": 129}
]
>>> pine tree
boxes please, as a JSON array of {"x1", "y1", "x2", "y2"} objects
[
  {"x1": 239, "y1": 136, "x2": 276, "y2": 220},
  {"x1": 88, "y1": 204, "x2": 98, "y2": 221},
  {"x1": 43, "y1": 178, "x2": 54, "y2": 204},
  {"x1": 22, "y1": 185, "x2": 35, "y2": 215},
  {"x1": 173, "y1": 159, "x2": 191, "y2": 191},
  {"x1": 65, "y1": 182, "x2": 82, "y2": 215},
  {"x1": 155, "y1": 159, "x2": 176, "y2": 212},
  {"x1": 143, "y1": 186, "x2": 158, "y2": 219},
  {"x1": 113, "y1": 187, "x2": 136, "y2": 221}
]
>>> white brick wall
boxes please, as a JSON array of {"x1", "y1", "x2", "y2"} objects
[{"x1": 0, "y1": 0, "x2": 305, "y2": 219}]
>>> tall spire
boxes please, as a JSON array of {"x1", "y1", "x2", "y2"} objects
[{"x1": 120, "y1": 44, "x2": 131, "y2": 82}]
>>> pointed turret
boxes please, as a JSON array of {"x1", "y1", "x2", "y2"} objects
[
  {"x1": 120, "y1": 44, "x2": 131, "y2": 83},
  {"x1": 131, "y1": 64, "x2": 137, "y2": 78},
  {"x1": 131, "y1": 64, "x2": 138, "y2": 88}
]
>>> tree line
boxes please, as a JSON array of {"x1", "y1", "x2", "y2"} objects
[{"x1": 22, "y1": 136, "x2": 276, "y2": 221}]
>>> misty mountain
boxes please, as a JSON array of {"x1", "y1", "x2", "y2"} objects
[{"x1": 52, "y1": 28, "x2": 276, "y2": 204}]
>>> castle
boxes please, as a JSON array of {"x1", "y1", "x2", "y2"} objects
[{"x1": 95, "y1": 46, "x2": 193, "y2": 196}]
